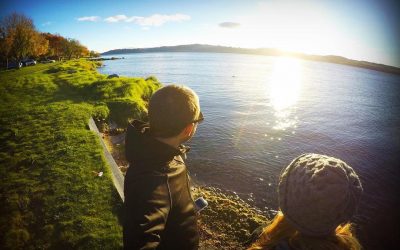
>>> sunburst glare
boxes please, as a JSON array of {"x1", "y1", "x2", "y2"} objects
[{"x1": 269, "y1": 57, "x2": 302, "y2": 130}]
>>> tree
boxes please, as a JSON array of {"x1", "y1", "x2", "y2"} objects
[
  {"x1": 89, "y1": 50, "x2": 100, "y2": 58},
  {"x1": 43, "y1": 33, "x2": 67, "y2": 60},
  {"x1": 32, "y1": 33, "x2": 49, "y2": 58},
  {"x1": 1, "y1": 13, "x2": 37, "y2": 61},
  {"x1": 0, "y1": 13, "x2": 51, "y2": 67},
  {"x1": 0, "y1": 25, "x2": 12, "y2": 67},
  {"x1": 68, "y1": 39, "x2": 81, "y2": 59},
  {"x1": 61, "y1": 38, "x2": 89, "y2": 59},
  {"x1": 61, "y1": 38, "x2": 73, "y2": 60},
  {"x1": 0, "y1": 12, "x2": 91, "y2": 67},
  {"x1": 79, "y1": 45, "x2": 89, "y2": 58}
]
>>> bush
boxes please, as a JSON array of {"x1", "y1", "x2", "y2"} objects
[
  {"x1": 4, "y1": 229, "x2": 30, "y2": 249},
  {"x1": 107, "y1": 100, "x2": 147, "y2": 127},
  {"x1": 145, "y1": 76, "x2": 158, "y2": 82},
  {"x1": 92, "y1": 105, "x2": 109, "y2": 121}
]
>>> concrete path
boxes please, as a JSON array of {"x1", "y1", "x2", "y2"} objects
[{"x1": 89, "y1": 118, "x2": 125, "y2": 201}]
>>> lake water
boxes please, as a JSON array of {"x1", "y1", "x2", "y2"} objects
[{"x1": 99, "y1": 52, "x2": 400, "y2": 248}]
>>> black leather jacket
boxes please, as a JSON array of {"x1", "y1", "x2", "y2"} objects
[{"x1": 123, "y1": 120, "x2": 199, "y2": 250}]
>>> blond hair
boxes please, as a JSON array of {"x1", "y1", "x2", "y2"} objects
[{"x1": 249, "y1": 212, "x2": 362, "y2": 250}]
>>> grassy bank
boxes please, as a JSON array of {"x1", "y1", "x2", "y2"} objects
[{"x1": 0, "y1": 60, "x2": 160, "y2": 249}]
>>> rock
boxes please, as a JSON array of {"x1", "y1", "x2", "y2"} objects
[{"x1": 107, "y1": 74, "x2": 119, "y2": 79}]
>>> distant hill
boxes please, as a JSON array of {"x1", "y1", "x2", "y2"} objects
[{"x1": 102, "y1": 44, "x2": 400, "y2": 75}]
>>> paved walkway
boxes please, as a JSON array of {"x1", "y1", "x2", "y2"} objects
[{"x1": 89, "y1": 118, "x2": 125, "y2": 201}]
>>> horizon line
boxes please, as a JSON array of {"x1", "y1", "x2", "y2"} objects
[{"x1": 100, "y1": 43, "x2": 400, "y2": 69}]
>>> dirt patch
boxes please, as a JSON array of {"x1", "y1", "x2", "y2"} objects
[{"x1": 102, "y1": 132, "x2": 129, "y2": 173}]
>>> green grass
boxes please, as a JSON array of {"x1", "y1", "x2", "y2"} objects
[{"x1": 0, "y1": 60, "x2": 161, "y2": 249}]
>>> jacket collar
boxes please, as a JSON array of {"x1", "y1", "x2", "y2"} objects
[{"x1": 125, "y1": 120, "x2": 190, "y2": 164}]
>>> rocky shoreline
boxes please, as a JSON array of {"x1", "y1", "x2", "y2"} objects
[
  {"x1": 88, "y1": 57, "x2": 124, "y2": 61},
  {"x1": 193, "y1": 186, "x2": 268, "y2": 249}
]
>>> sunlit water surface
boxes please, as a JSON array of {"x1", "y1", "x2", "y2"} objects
[{"x1": 99, "y1": 52, "x2": 400, "y2": 248}]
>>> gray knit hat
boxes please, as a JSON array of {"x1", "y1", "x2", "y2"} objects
[{"x1": 278, "y1": 153, "x2": 363, "y2": 236}]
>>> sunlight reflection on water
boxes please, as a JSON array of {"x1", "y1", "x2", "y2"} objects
[{"x1": 269, "y1": 57, "x2": 302, "y2": 131}]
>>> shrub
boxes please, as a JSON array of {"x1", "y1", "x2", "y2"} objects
[
  {"x1": 4, "y1": 229, "x2": 30, "y2": 249},
  {"x1": 92, "y1": 105, "x2": 110, "y2": 121},
  {"x1": 107, "y1": 100, "x2": 147, "y2": 127}
]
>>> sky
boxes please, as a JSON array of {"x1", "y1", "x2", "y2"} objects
[{"x1": 1, "y1": 0, "x2": 399, "y2": 67}]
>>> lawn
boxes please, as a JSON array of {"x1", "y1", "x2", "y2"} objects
[{"x1": 0, "y1": 60, "x2": 160, "y2": 249}]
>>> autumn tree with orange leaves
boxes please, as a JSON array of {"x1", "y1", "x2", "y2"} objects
[{"x1": 0, "y1": 13, "x2": 90, "y2": 68}]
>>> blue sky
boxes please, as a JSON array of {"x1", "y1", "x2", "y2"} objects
[{"x1": 1, "y1": 0, "x2": 399, "y2": 67}]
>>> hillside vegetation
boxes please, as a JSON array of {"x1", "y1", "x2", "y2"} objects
[{"x1": 0, "y1": 60, "x2": 160, "y2": 249}]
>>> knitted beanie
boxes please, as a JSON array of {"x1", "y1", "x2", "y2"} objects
[{"x1": 278, "y1": 153, "x2": 363, "y2": 236}]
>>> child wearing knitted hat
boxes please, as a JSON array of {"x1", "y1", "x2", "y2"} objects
[{"x1": 249, "y1": 153, "x2": 363, "y2": 250}]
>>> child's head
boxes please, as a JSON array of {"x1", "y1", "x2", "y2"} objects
[
  {"x1": 149, "y1": 84, "x2": 202, "y2": 139},
  {"x1": 278, "y1": 153, "x2": 363, "y2": 236},
  {"x1": 249, "y1": 154, "x2": 363, "y2": 250}
]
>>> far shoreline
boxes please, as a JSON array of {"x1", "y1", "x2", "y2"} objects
[{"x1": 101, "y1": 44, "x2": 400, "y2": 76}]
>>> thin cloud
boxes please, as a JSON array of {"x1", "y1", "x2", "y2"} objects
[
  {"x1": 219, "y1": 22, "x2": 240, "y2": 28},
  {"x1": 104, "y1": 14, "x2": 191, "y2": 26},
  {"x1": 42, "y1": 21, "x2": 52, "y2": 26},
  {"x1": 77, "y1": 16, "x2": 100, "y2": 22},
  {"x1": 104, "y1": 15, "x2": 128, "y2": 23}
]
